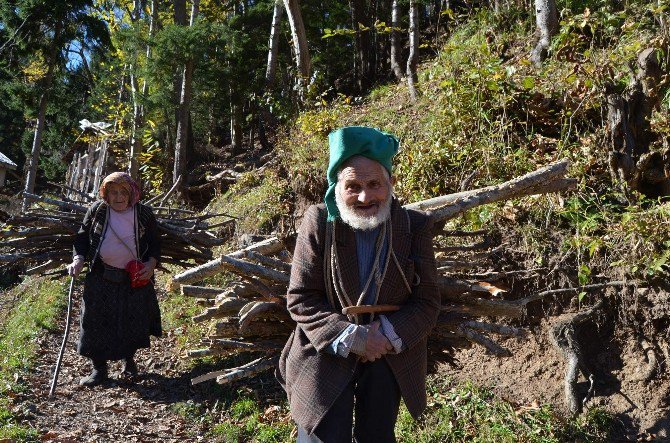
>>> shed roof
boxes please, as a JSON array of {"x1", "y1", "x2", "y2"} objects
[{"x1": 0, "y1": 152, "x2": 18, "y2": 170}]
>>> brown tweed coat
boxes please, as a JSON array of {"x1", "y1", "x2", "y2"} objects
[{"x1": 277, "y1": 199, "x2": 440, "y2": 434}]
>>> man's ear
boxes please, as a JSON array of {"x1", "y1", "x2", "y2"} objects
[{"x1": 390, "y1": 175, "x2": 397, "y2": 187}]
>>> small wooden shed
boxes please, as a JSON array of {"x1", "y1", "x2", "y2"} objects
[{"x1": 0, "y1": 152, "x2": 18, "y2": 187}]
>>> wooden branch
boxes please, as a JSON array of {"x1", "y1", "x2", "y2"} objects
[
  {"x1": 518, "y1": 281, "x2": 631, "y2": 305},
  {"x1": 143, "y1": 192, "x2": 165, "y2": 205},
  {"x1": 245, "y1": 251, "x2": 292, "y2": 274},
  {"x1": 436, "y1": 239, "x2": 491, "y2": 253},
  {"x1": 405, "y1": 160, "x2": 574, "y2": 222},
  {"x1": 441, "y1": 229, "x2": 487, "y2": 237},
  {"x1": 456, "y1": 326, "x2": 512, "y2": 357},
  {"x1": 192, "y1": 297, "x2": 248, "y2": 323},
  {"x1": 216, "y1": 356, "x2": 279, "y2": 385},
  {"x1": 173, "y1": 237, "x2": 284, "y2": 285},
  {"x1": 22, "y1": 192, "x2": 87, "y2": 213},
  {"x1": 213, "y1": 318, "x2": 293, "y2": 338},
  {"x1": 159, "y1": 174, "x2": 182, "y2": 207},
  {"x1": 187, "y1": 339, "x2": 283, "y2": 358},
  {"x1": 181, "y1": 285, "x2": 228, "y2": 298},
  {"x1": 47, "y1": 182, "x2": 94, "y2": 201},
  {"x1": 441, "y1": 299, "x2": 524, "y2": 318},
  {"x1": 461, "y1": 320, "x2": 525, "y2": 337},
  {"x1": 437, "y1": 261, "x2": 480, "y2": 271},
  {"x1": 240, "y1": 274, "x2": 281, "y2": 301},
  {"x1": 173, "y1": 245, "x2": 287, "y2": 285},
  {"x1": 239, "y1": 301, "x2": 290, "y2": 333},
  {"x1": 214, "y1": 282, "x2": 259, "y2": 302},
  {"x1": 206, "y1": 169, "x2": 241, "y2": 182}
]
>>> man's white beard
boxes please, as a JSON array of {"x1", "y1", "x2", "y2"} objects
[{"x1": 335, "y1": 190, "x2": 392, "y2": 231}]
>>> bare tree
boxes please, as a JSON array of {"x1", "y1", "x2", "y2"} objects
[
  {"x1": 390, "y1": 0, "x2": 404, "y2": 81},
  {"x1": 530, "y1": 0, "x2": 558, "y2": 66},
  {"x1": 22, "y1": 23, "x2": 62, "y2": 212},
  {"x1": 129, "y1": 0, "x2": 158, "y2": 180},
  {"x1": 283, "y1": 0, "x2": 311, "y2": 99},
  {"x1": 265, "y1": 0, "x2": 284, "y2": 90},
  {"x1": 173, "y1": 0, "x2": 200, "y2": 189},
  {"x1": 349, "y1": 0, "x2": 373, "y2": 92},
  {"x1": 406, "y1": 0, "x2": 420, "y2": 101}
]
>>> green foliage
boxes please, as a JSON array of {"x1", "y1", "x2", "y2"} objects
[
  {"x1": 210, "y1": 396, "x2": 292, "y2": 443},
  {"x1": 159, "y1": 283, "x2": 203, "y2": 349},
  {"x1": 395, "y1": 380, "x2": 614, "y2": 442},
  {"x1": 190, "y1": 379, "x2": 613, "y2": 442},
  {"x1": 210, "y1": 170, "x2": 291, "y2": 235},
  {"x1": 0, "y1": 278, "x2": 67, "y2": 439}
]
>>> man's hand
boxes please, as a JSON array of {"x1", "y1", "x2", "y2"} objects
[
  {"x1": 361, "y1": 321, "x2": 393, "y2": 362},
  {"x1": 66, "y1": 259, "x2": 84, "y2": 277},
  {"x1": 137, "y1": 257, "x2": 157, "y2": 281}
]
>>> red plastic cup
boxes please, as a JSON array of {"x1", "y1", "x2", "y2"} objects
[{"x1": 125, "y1": 260, "x2": 150, "y2": 288}]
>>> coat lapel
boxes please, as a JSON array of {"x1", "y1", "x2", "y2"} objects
[
  {"x1": 333, "y1": 218, "x2": 360, "y2": 306},
  {"x1": 378, "y1": 199, "x2": 412, "y2": 301}
]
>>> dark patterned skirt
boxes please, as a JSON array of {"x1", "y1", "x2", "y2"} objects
[{"x1": 77, "y1": 262, "x2": 162, "y2": 361}]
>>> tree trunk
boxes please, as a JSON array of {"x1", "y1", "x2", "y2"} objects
[
  {"x1": 283, "y1": 0, "x2": 311, "y2": 100},
  {"x1": 129, "y1": 0, "x2": 157, "y2": 180},
  {"x1": 530, "y1": 0, "x2": 558, "y2": 66},
  {"x1": 172, "y1": 0, "x2": 187, "y2": 159},
  {"x1": 350, "y1": 0, "x2": 372, "y2": 92},
  {"x1": 173, "y1": 0, "x2": 200, "y2": 190},
  {"x1": 230, "y1": 89, "x2": 243, "y2": 155},
  {"x1": 406, "y1": 0, "x2": 420, "y2": 101},
  {"x1": 390, "y1": 0, "x2": 404, "y2": 80},
  {"x1": 173, "y1": 0, "x2": 187, "y2": 25},
  {"x1": 22, "y1": 23, "x2": 61, "y2": 212},
  {"x1": 265, "y1": 0, "x2": 284, "y2": 90},
  {"x1": 607, "y1": 48, "x2": 669, "y2": 198}
]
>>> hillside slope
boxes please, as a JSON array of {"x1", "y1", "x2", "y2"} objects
[{"x1": 213, "y1": 3, "x2": 670, "y2": 438}]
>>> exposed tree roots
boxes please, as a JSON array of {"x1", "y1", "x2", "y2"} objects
[{"x1": 550, "y1": 300, "x2": 603, "y2": 415}]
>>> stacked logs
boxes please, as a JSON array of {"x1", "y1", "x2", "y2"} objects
[
  {"x1": 0, "y1": 192, "x2": 235, "y2": 275},
  {"x1": 175, "y1": 160, "x2": 587, "y2": 385}
]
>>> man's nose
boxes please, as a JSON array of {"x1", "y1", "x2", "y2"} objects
[{"x1": 357, "y1": 189, "x2": 371, "y2": 203}]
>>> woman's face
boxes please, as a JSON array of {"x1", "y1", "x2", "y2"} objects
[{"x1": 106, "y1": 183, "x2": 130, "y2": 211}]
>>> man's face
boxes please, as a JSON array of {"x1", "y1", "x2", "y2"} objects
[
  {"x1": 106, "y1": 183, "x2": 130, "y2": 212},
  {"x1": 335, "y1": 156, "x2": 394, "y2": 230}
]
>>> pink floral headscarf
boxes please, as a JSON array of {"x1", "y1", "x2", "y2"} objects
[{"x1": 99, "y1": 172, "x2": 141, "y2": 208}]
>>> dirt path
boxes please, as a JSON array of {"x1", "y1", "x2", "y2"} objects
[{"x1": 20, "y1": 286, "x2": 212, "y2": 442}]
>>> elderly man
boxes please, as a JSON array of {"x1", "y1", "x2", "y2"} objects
[{"x1": 278, "y1": 126, "x2": 440, "y2": 442}]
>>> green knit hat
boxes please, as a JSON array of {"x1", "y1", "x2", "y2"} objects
[{"x1": 324, "y1": 126, "x2": 399, "y2": 220}]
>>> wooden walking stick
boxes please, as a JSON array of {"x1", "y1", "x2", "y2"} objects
[{"x1": 48, "y1": 276, "x2": 76, "y2": 398}]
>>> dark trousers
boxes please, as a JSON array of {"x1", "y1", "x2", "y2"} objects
[{"x1": 297, "y1": 358, "x2": 401, "y2": 443}]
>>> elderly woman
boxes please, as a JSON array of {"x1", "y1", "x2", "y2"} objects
[{"x1": 66, "y1": 172, "x2": 162, "y2": 386}]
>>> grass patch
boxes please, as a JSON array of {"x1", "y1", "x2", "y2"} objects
[
  {"x1": 207, "y1": 170, "x2": 292, "y2": 236},
  {"x1": 0, "y1": 277, "x2": 68, "y2": 440},
  {"x1": 395, "y1": 379, "x2": 615, "y2": 442},
  {"x1": 209, "y1": 395, "x2": 293, "y2": 443},
  {"x1": 177, "y1": 377, "x2": 613, "y2": 442}
]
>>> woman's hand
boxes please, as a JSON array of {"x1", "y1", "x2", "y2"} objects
[
  {"x1": 137, "y1": 257, "x2": 157, "y2": 281},
  {"x1": 67, "y1": 258, "x2": 84, "y2": 277}
]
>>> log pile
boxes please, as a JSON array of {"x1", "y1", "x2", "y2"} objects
[
  {"x1": 177, "y1": 160, "x2": 587, "y2": 385},
  {"x1": 0, "y1": 192, "x2": 235, "y2": 276}
]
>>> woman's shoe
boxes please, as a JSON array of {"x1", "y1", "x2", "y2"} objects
[
  {"x1": 122, "y1": 357, "x2": 138, "y2": 376},
  {"x1": 80, "y1": 360, "x2": 108, "y2": 386}
]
